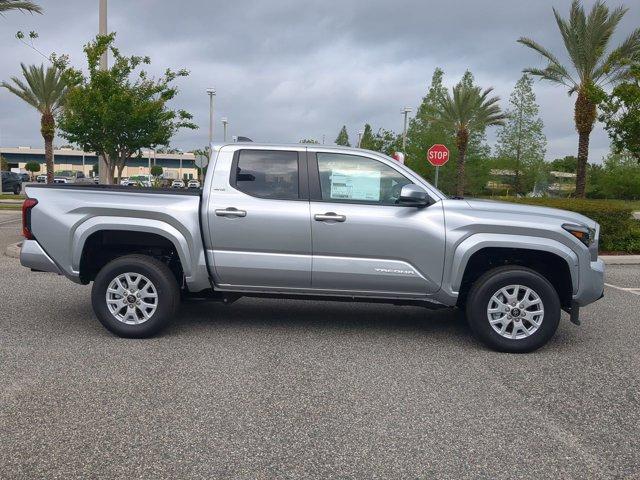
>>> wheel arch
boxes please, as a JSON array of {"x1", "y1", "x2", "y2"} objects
[
  {"x1": 73, "y1": 217, "x2": 192, "y2": 283},
  {"x1": 449, "y1": 234, "x2": 578, "y2": 310}
]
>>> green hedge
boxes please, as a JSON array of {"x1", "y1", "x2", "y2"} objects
[{"x1": 496, "y1": 198, "x2": 640, "y2": 253}]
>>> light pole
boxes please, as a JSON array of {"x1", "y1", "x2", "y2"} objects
[
  {"x1": 207, "y1": 88, "x2": 216, "y2": 151},
  {"x1": 401, "y1": 106, "x2": 412, "y2": 150},
  {"x1": 221, "y1": 117, "x2": 228, "y2": 142},
  {"x1": 357, "y1": 130, "x2": 364, "y2": 148},
  {"x1": 97, "y1": 0, "x2": 109, "y2": 184}
]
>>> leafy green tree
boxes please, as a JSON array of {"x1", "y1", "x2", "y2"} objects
[
  {"x1": 150, "y1": 165, "x2": 163, "y2": 177},
  {"x1": 428, "y1": 77, "x2": 507, "y2": 196},
  {"x1": 594, "y1": 152, "x2": 640, "y2": 198},
  {"x1": 599, "y1": 64, "x2": 640, "y2": 163},
  {"x1": 0, "y1": 154, "x2": 7, "y2": 171},
  {"x1": 359, "y1": 124, "x2": 376, "y2": 149},
  {"x1": 518, "y1": 0, "x2": 640, "y2": 197},
  {"x1": 404, "y1": 68, "x2": 453, "y2": 188},
  {"x1": 0, "y1": 0, "x2": 41, "y2": 15},
  {"x1": 550, "y1": 155, "x2": 578, "y2": 173},
  {"x1": 58, "y1": 34, "x2": 197, "y2": 184},
  {"x1": 335, "y1": 125, "x2": 350, "y2": 146},
  {"x1": 372, "y1": 128, "x2": 401, "y2": 156},
  {"x1": 24, "y1": 160, "x2": 40, "y2": 179},
  {"x1": 2, "y1": 64, "x2": 67, "y2": 183},
  {"x1": 495, "y1": 74, "x2": 547, "y2": 194}
]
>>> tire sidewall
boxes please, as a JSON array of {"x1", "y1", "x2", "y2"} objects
[
  {"x1": 467, "y1": 267, "x2": 561, "y2": 353},
  {"x1": 91, "y1": 256, "x2": 179, "y2": 338}
]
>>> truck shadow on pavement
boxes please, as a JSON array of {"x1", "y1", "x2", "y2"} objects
[{"x1": 175, "y1": 297, "x2": 471, "y2": 341}]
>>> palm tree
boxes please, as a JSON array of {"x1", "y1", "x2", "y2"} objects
[
  {"x1": 0, "y1": 0, "x2": 42, "y2": 15},
  {"x1": 2, "y1": 64, "x2": 67, "y2": 183},
  {"x1": 518, "y1": 0, "x2": 640, "y2": 197},
  {"x1": 430, "y1": 82, "x2": 507, "y2": 197}
]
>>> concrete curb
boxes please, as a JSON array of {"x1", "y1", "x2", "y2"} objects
[
  {"x1": 601, "y1": 255, "x2": 640, "y2": 265},
  {"x1": 5, "y1": 242, "x2": 22, "y2": 259}
]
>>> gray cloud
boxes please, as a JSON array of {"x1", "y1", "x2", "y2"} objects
[{"x1": 1, "y1": 0, "x2": 638, "y2": 162}]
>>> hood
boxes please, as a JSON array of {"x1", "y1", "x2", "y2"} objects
[{"x1": 462, "y1": 198, "x2": 596, "y2": 228}]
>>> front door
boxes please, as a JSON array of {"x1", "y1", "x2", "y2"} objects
[
  {"x1": 207, "y1": 147, "x2": 312, "y2": 289},
  {"x1": 308, "y1": 151, "x2": 445, "y2": 296}
]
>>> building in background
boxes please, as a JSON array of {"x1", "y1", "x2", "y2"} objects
[{"x1": 0, "y1": 147, "x2": 198, "y2": 180}]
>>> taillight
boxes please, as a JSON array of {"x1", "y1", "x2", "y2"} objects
[{"x1": 22, "y1": 198, "x2": 38, "y2": 239}]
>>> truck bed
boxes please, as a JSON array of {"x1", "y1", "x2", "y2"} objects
[{"x1": 24, "y1": 182, "x2": 210, "y2": 292}]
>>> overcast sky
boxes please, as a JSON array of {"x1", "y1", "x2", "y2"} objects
[{"x1": 1, "y1": 0, "x2": 639, "y2": 162}]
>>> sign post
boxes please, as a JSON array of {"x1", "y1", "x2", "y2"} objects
[{"x1": 427, "y1": 144, "x2": 450, "y2": 188}]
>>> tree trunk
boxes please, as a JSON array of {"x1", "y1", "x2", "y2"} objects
[
  {"x1": 455, "y1": 128, "x2": 469, "y2": 197},
  {"x1": 41, "y1": 112, "x2": 55, "y2": 184},
  {"x1": 106, "y1": 161, "x2": 116, "y2": 185},
  {"x1": 573, "y1": 89, "x2": 597, "y2": 198},
  {"x1": 117, "y1": 163, "x2": 125, "y2": 183}
]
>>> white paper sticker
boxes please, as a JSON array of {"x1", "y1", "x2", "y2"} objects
[{"x1": 330, "y1": 170, "x2": 381, "y2": 201}]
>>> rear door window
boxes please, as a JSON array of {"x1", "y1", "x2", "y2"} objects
[{"x1": 232, "y1": 150, "x2": 300, "y2": 200}]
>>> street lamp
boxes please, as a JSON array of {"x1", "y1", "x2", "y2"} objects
[
  {"x1": 206, "y1": 88, "x2": 216, "y2": 150},
  {"x1": 221, "y1": 117, "x2": 228, "y2": 142},
  {"x1": 401, "y1": 106, "x2": 412, "y2": 150}
]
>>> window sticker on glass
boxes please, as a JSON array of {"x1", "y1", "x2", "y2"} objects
[{"x1": 330, "y1": 169, "x2": 381, "y2": 201}]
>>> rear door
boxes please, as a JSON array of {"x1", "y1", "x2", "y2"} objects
[
  {"x1": 308, "y1": 151, "x2": 445, "y2": 296},
  {"x1": 207, "y1": 147, "x2": 312, "y2": 289}
]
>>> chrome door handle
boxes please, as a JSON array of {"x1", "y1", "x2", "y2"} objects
[
  {"x1": 215, "y1": 207, "x2": 247, "y2": 217},
  {"x1": 314, "y1": 212, "x2": 346, "y2": 222}
]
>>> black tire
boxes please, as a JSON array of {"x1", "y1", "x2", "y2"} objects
[
  {"x1": 465, "y1": 266, "x2": 561, "y2": 353},
  {"x1": 14, "y1": 184, "x2": 21, "y2": 195},
  {"x1": 91, "y1": 254, "x2": 180, "y2": 338}
]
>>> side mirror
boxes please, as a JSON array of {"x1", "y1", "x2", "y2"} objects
[{"x1": 399, "y1": 184, "x2": 430, "y2": 207}]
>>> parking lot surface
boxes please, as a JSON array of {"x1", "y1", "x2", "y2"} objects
[{"x1": 1, "y1": 235, "x2": 639, "y2": 479}]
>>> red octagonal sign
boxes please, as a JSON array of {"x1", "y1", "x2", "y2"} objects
[{"x1": 427, "y1": 144, "x2": 450, "y2": 167}]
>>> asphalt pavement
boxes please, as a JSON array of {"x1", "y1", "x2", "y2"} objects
[{"x1": 1, "y1": 232, "x2": 639, "y2": 479}]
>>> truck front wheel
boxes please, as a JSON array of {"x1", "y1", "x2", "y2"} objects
[
  {"x1": 91, "y1": 254, "x2": 180, "y2": 338},
  {"x1": 466, "y1": 266, "x2": 561, "y2": 353}
]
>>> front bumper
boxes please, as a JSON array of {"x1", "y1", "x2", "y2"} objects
[
  {"x1": 20, "y1": 239, "x2": 63, "y2": 275},
  {"x1": 573, "y1": 257, "x2": 605, "y2": 307}
]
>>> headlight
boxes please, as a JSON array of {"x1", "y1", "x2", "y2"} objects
[{"x1": 562, "y1": 223, "x2": 595, "y2": 247}]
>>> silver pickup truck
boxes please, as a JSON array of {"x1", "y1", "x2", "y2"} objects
[{"x1": 20, "y1": 143, "x2": 604, "y2": 352}]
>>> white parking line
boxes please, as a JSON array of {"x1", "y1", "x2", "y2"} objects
[{"x1": 605, "y1": 283, "x2": 640, "y2": 296}]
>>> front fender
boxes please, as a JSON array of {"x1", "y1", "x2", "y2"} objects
[{"x1": 445, "y1": 233, "x2": 579, "y2": 295}]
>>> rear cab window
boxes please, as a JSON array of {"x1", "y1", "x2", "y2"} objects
[{"x1": 230, "y1": 149, "x2": 305, "y2": 200}]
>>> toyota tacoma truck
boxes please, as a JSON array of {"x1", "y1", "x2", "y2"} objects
[{"x1": 19, "y1": 143, "x2": 604, "y2": 352}]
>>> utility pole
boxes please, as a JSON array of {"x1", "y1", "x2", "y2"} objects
[
  {"x1": 98, "y1": 0, "x2": 109, "y2": 184},
  {"x1": 401, "y1": 106, "x2": 412, "y2": 151},
  {"x1": 221, "y1": 117, "x2": 228, "y2": 142},
  {"x1": 357, "y1": 130, "x2": 364, "y2": 148},
  {"x1": 207, "y1": 88, "x2": 216, "y2": 154}
]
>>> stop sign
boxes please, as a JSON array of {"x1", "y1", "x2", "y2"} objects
[{"x1": 427, "y1": 144, "x2": 450, "y2": 167}]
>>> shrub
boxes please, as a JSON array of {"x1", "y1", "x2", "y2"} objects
[
  {"x1": 497, "y1": 198, "x2": 640, "y2": 253},
  {"x1": 25, "y1": 161, "x2": 41, "y2": 176}
]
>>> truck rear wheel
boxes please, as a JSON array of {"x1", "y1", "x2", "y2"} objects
[
  {"x1": 465, "y1": 266, "x2": 561, "y2": 353},
  {"x1": 91, "y1": 254, "x2": 180, "y2": 338}
]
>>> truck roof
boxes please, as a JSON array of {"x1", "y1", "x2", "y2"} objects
[{"x1": 211, "y1": 142, "x2": 386, "y2": 155}]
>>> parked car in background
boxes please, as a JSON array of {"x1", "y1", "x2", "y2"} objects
[
  {"x1": 19, "y1": 173, "x2": 31, "y2": 182},
  {"x1": 19, "y1": 143, "x2": 605, "y2": 352},
  {"x1": 1, "y1": 171, "x2": 22, "y2": 194},
  {"x1": 187, "y1": 179, "x2": 201, "y2": 189},
  {"x1": 171, "y1": 179, "x2": 185, "y2": 189},
  {"x1": 54, "y1": 170, "x2": 86, "y2": 184},
  {"x1": 36, "y1": 174, "x2": 47, "y2": 183}
]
